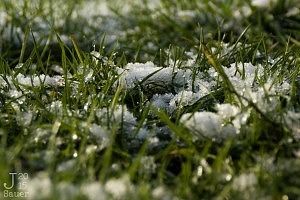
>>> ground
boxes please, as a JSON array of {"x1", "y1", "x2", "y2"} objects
[{"x1": 0, "y1": 0, "x2": 300, "y2": 199}]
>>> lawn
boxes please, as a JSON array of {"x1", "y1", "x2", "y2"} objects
[{"x1": 0, "y1": 0, "x2": 300, "y2": 199}]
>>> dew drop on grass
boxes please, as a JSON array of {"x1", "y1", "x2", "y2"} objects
[
  {"x1": 72, "y1": 134, "x2": 78, "y2": 140},
  {"x1": 92, "y1": 41, "x2": 96, "y2": 51},
  {"x1": 196, "y1": 166, "x2": 203, "y2": 177},
  {"x1": 225, "y1": 174, "x2": 232, "y2": 181},
  {"x1": 15, "y1": 63, "x2": 23, "y2": 69},
  {"x1": 86, "y1": 145, "x2": 97, "y2": 154},
  {"x1": 148, "y1": 137, "x2": 159, "y2": 144},
  {"x1": 73, "y1": 152, "x2": 78, "y2": 158},
  {"x1": 52, "y1": 121, "x2": 61, "y2": 135},
  {"x1": 111, "y1": 163, "x2": 121, "y2": 171},
  {"x1": 282, "y1": 195, "x2": 289, "y2": 200}
]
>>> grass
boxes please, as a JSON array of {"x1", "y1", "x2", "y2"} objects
[{"x1": 0, "y1": 0, "x2": 300, "y2": 199}]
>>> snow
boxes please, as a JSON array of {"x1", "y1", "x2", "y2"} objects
[
  {"x1": 180, "y1": 111, "x2": 236, "y2": 139},
  {"x1": 216, "y1": 103, "x2": 250, "y2": 134},
  {"x1": 104, "y1": 175, "x2": 133, "y2": 199},
  {"x1": 177, "y1": 10, "x2": 197, "y2": 22},
  {"x1": 118, "y1": 60, "x2": 217, "y2": 114},
  {"x1": 1, "y1": 1, "x2": 299, "y2": 199},
  {"x1": 49, "y1": 101, "x2": 63, "y2": 115},
  {"x1": 16, "y1": 74, "x2": 64, "y2": 87},
  {"x1": 180, "y1": 102, "x2": 252, "y2": 138},
  {"x1": 209, "y1": 62, "x2": 291, "y2": 113},
  {"x1": 286, "y1": 7, "x2": 300, "y2": 17},
  {"x1": 233, "y1": 5, "x2": 252, "y2": 20},
  {"x1": 89, "y1": 123, "x2": 110, "y2": 150},
  {"x1": 56, "y1": 183, "x2": 78, "y2": 200},
  {"x1": 77, "y1": 65, "x2": 94, "y2": 82},
  {"x1": 25, "y1": 172, "x2": 52, "y2": 199},
  {"x1": 152, "y1": 185, "x2": 173, "y2": 200},
  {"x1": 81, "y1": 182, "x2": 107, "y2": 200},
  {"x1": 0, "y1": 73, "x2": 64, "y2": 89},
  {"x1": 233, "y1": 173, "x2": 257, "y2": 191},
  {"x1": 16, "y1": 111, "x2": 34, "y2": 127},
  {"x1": 216, "y1": 104, "x2": 240, "y2": 120},
  {"x1": 169, "y1": 90, "x2": 202, "y2": 109},
  {"x1": 140, "y1": 156, "x2": 157, "y2": 174},
  {"x1": 251, "y1": 0, "x2": 276, "y2": 8},
  {"x1": 150, "y1": 93, "x2": 175, "y2": 112},
  {"x1": 0, "y1": 11, "x2": 6, "y2": 27},
  {"x1": 117, "y1": 61, "x2": 191, "y2": 92},
  {"x1": 284, "y1": 111, "x2": 300, "y2": 139},
  {"x1": 222, "y1": 62, "x2": 264, "y2": 92},
  {"x1": 76, "y1": 1, "x2": 112, "y2": 18},
  {"x1": 96, "y1": 105, "x2": 137, "y2": 129},
  {"x1": 96, "y1": 105, "x2": 150, "y2": 149},
  {"x1": 57, "y1": 160, "x2": 76, "y2": 172}
]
